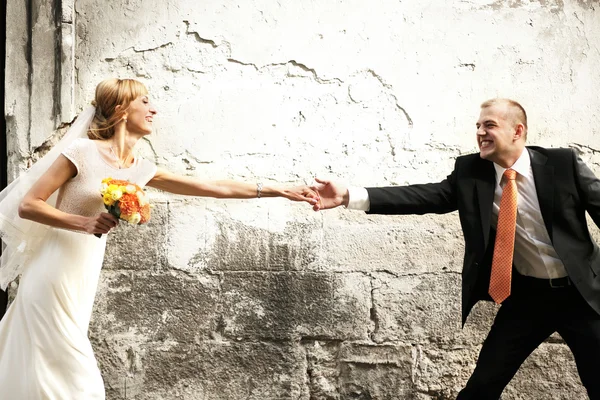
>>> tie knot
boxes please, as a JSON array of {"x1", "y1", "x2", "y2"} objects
[{"x1": 503, "y1": 169, "x2": 517, "y2": 181}]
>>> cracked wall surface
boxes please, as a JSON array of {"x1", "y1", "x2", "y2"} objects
[{"x1": 5, "y1": 0, "x2": 600, "y2": 399}]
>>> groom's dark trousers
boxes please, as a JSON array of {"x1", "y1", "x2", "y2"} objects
[{"x1": 365, "y1": 147, "x2": 600, "y2": 399}]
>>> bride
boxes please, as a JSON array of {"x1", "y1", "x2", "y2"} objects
[{"x1": 0, "y1": 78, "x2": 319, "y2": 399}]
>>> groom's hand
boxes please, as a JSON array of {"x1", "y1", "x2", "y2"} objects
[{"x1": 310, "y1": 178, "x2": 349, "y2": 211}]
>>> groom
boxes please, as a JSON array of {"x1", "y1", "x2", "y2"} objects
[{"x1": 312, "y1": 98, "x2": 600, "y2": 399}]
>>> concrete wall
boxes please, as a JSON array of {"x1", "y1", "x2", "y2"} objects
[{"x1": 5, "y1": 0, "x2": 600, "y2": 398}]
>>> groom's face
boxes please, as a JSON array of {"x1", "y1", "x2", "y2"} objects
[{"x1": 476, "y1": 103, "x2": 522, "y2": 167}]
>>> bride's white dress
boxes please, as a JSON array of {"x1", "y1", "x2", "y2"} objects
[{"x1": 0, "y1": 139, "x2": 156, "y2": 399}]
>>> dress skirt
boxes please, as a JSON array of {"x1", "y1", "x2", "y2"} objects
[{"x1": 0, "y1": 228, "x2": 107, "y2": 399}]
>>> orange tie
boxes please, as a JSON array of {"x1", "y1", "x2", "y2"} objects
[{"x1": 489, "y1": 168, "x2": 518, "y2": 304}]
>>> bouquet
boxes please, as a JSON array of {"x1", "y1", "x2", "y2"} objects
[{"x1": 97, "y1": 178, "x2": 151, "y2": 236}]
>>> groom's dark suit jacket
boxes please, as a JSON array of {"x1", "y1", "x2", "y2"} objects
[{"x1": 366, "y1": 146, "x2": 600, "y2": 325}]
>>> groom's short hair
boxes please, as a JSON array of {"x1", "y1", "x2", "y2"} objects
[{"x1": 481, "y1": 98, "x2": 528, "y2": 140}]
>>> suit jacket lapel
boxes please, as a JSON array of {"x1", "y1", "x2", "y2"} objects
[
  {"x1": 529, "y1": 148, "x2": 554, "y2": 240},
  {"x1": 476, "y1": 160, "x2": 496, "y2": 249}
]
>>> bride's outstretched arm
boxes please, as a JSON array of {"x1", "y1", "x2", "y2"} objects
[
  {"x1": 18, "y1": 155, "x2": 119, "y2": 234},
  {"x1": 147, "y1": 168, "x2": 319, "y2": 205}
]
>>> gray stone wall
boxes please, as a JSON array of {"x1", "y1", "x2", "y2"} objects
[{"x1": 5, "y1": 0, "x2": 600, "y2": 398}]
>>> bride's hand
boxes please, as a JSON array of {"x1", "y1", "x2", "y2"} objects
[
  {"x1": 84, "y1": 213, "x2": 119, "y2": 234},
  {"x1": 281, "y1": 185, "x2": 320, "y2": 204}
]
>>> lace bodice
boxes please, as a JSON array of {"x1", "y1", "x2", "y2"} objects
[{"x1": 56, "y1": 139, "x2": 157, "y2": 218}]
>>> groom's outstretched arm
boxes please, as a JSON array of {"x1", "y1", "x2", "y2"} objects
[
  {"x1": 311, "y1": 169, "x2": 458, "y2": 215},
  {"x1": 366, "y1": 177, "x2": 457, "y2": 215}
]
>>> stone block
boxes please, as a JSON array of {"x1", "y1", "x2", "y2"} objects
[
  {"x1": 138, "y1": 341, "x2": 308, "y2": 400},
  {"x1": 371, "y1": 272, "x2": 495, "y2": 345},
  {"x1": 320, "y1": 213, "x2": 464, "y2": 274},
  {"x1": 96, "y1": 271, "x2": 220, "y2": 343},
  {"x1": 221, "y1": 272, "x2": 371, "y2": 340},
  {"x1": 92, "y1": 330, "x2": 149, "y2": 399},
  {"x1": 103, "y1": 202, "x2": 169, "y2": 271},
  {"x1": 413, "y1": 344, "x2": 480, "y2": 399},
  {"x1": 207, "y1": 218, "x2": 321, "y2": 272},
  {"x1": 165, "y1": 201, "x2": 323, "y2": 272},
  {"x1": 338, "y1": 342, "x2": 415, "y2": 400},
  {"x1": 304, "y1": 340, "x2": 342, "y2": 399}
]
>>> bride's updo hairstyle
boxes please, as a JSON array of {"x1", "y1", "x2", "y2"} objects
[{"x1": 88, "y1": 78, "x2": 148, "y2": 140}]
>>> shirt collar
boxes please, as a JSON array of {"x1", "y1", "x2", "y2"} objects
[{"x1": 493, "y1": 148, "x2": 530, "y2": 184}]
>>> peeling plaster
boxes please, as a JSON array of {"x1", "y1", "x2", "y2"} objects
[{"x1": 183, "y1": 20, "x2": 219, "y2": 49}]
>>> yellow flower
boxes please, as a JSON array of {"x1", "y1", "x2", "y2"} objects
[
  {"x1": 128, "y1": 212, "x2": 141, "y2": 224},
  {"x1": 103, "y1": 193, "x2": 115, "y2": 206},
  {"x1": 111, "y1": 189, "x2": 123, "y2": 201},
  {"x1": 101, "y1": 177, "x2": 113, "y2": 184},
  {"x1": 100, "y1": 183, "x2": 109, "y2": 195}
]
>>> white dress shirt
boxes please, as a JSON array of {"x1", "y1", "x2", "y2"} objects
[{"x1": 347, "y1": 149, "x2": 568, "y2": 279}]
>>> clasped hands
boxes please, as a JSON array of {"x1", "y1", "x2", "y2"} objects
[{"x1": 289, "y1": 178, "x2": 348, "y2": 211}]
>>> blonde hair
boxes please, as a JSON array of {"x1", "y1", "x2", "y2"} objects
[
  {"x1": 87, "y1": 78, "x2": 148, "y2": 140},
  {"x1": 481, "y1": 98, "x2": 528, "y2": 140}
]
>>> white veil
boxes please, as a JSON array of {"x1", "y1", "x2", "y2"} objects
[{"x1": 0, "y1": 106, "x2": 96, "y2": 290}]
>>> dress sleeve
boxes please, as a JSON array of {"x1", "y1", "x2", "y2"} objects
[
  {"x1": 61, "y1": 138, "x2": 88, "y2": 175},
  {"x1": 136, "y1": 158, "x2": 158, "y2": 187}
]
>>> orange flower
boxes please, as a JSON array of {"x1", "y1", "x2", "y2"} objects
[
  {"x1": 118, "y1": 193, "x2": 139, "y2": 217},
  {"x1": 140, "y1": 204, "x2": 151, "y2": 224}
]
